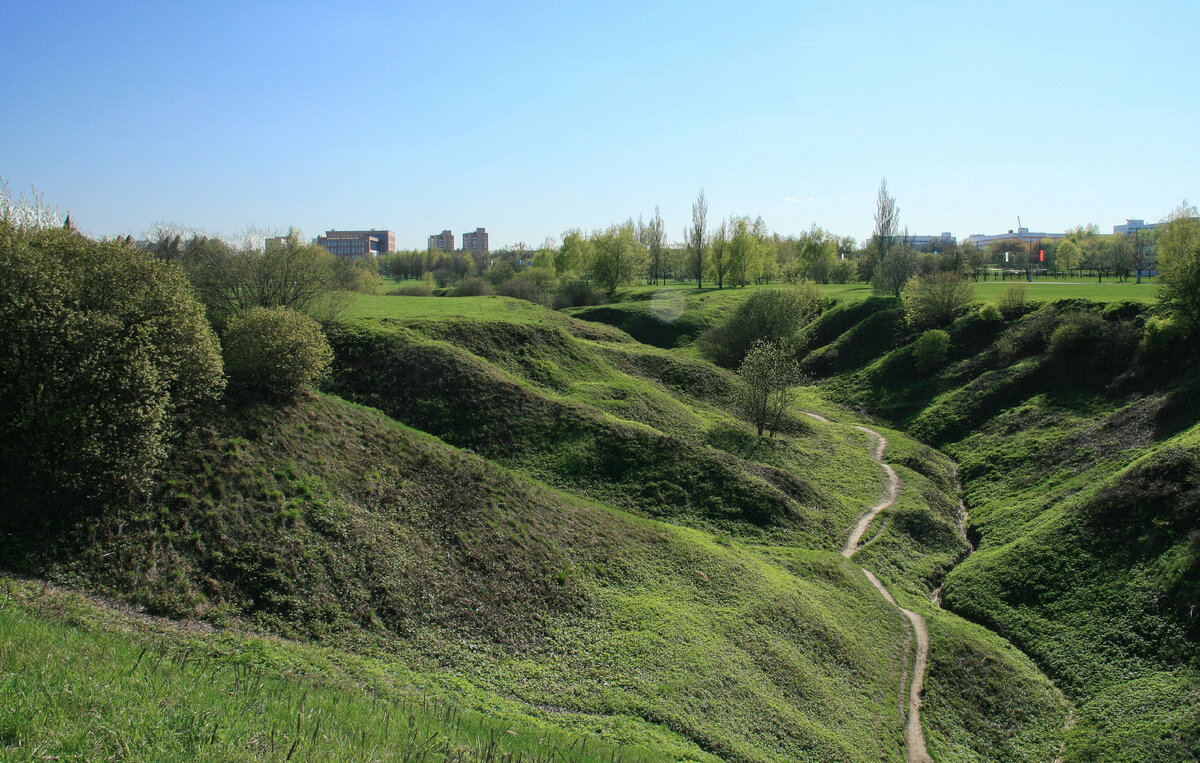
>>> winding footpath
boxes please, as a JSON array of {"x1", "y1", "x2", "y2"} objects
[{"x1": 805, "y1": 413, "x2": 933, "y2": 763}]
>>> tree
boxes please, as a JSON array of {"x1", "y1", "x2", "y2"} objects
[
  {"x1": 223, "y1": 306, "x2": 334, "y2": 401},
  {"x1": 700, "y1": 285, "x2": 824, "y2": 368},
  {"x1": 708, "y1": 219, "x2": 730, "y2": 288},
  {"x1": 0, "y1": 217, "x2": 225, "y2": 519},
  {"x1": 1157, "y1": 202, "x2": 1200, "y2": 331},
  {"x1": 873, "y1": 239, "x2": 918, "y2": 297},
  {"x1": 556, "y1": 228, "x2": 590, "y2": 279},
  {"x1": 737, "y1": 339, "x2": 803, "y2": 437},
  {"x1": 1056, "y1": 238, "x2": 1082, "y2": 277},
  {"x1": 181, "y1": 228, "x2": 343, "y2": 326},
  {"x1": 901, "y1": 272, "x2": 975, "y2": 329},
  {"x1": 685, "y1": 188, "x2": 708, "y2": 288},
  {"x1": 588, "y1": 222, "x2": 648, "y2": 296},
  {"x1": 867, "y1": 178, "x2": 899, "y2": 288},
  {"x1": 638, "y1": 207, "x2": 667, "y2": 284}
]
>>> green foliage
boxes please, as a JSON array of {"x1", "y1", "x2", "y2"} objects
[
  {"x1": 0, "y1": 221, "x2": 224, "y2": 518},
  {"x1": 1143, "y1": 315, "x2": 1186, "y2": 356},
  {"x1": 978, "y1": 301, "x2": 1002, "y2": 321},
  {"x1": 222, "y1": 307, "x2": 333, "y2": 402},
  {"x1": 588, "y1": 222, "x2": 648, "y2": 296},
  {"x1": 911, "y1": 329, "x2": 950, "y2": 372},
  {"x1": 181, "y1": 229, "x2": 344, "y2": 327},
  {"x1": 700, "y1": 285, "x2": 824, "y2": 368},
  {"x1": 391, "y1": 272, "x2": 435, "y2": 296},
  {"x1": 737, "y1": 339, "x2": 804, "y2": 437},
  {"x1": 448, "y1": 275, "x2": 494, "y2": 297},
  {"x1": 998, "y1": 283, "x2": 1030, "y2": 318},
  {"x1": 900, "y1": 272, "x2": 974, "y2": 329},
  {"x1": 1156, "y1": 202, "x2": 1200, "y2": 331}
]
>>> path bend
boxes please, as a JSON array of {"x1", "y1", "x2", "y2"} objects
[{"x1": 814, "y1": 414, "x2": 932, "y2": 763}]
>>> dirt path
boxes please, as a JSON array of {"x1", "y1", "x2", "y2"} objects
[
  {"x1": 824, "y1": 419, "x2": 932, "y2": 763},
  {"x1": 841, "y1": 426, "x2": 901, "y2": 559}
]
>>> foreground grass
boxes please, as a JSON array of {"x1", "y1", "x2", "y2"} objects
[{"x1": 0, "y1": 580, "x2": 665, "y2": 762}]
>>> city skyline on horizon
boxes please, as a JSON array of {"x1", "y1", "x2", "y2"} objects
[{"x1": 3, "y1": 1, "x2": 1196, "y2": 250}]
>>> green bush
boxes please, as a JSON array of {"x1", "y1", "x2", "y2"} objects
[
  {"x1": 449, "y1": 276, "x2": 494, "y2": 297},
  {"x1": 1048, "y1": 313, "x2": 1106, "y2": 358},
  {"x1": 0, "y1": 221, "x2": 225, "y2": 517},
  {"x1": 391, "y1": 273, "x2": 434, "y2": 296},
  {"x1": 998, "y1": 283, "x2": 1030, "y2": 318},
  {"x1": 912, "y1": 329, "x2": 951, "y2": 372},
  {"x1": 222, "y1": 307, "x2": 333, "y2": 401},
  {"x1": 700, "y1": 285, "x2": 824, "y2": 368},
  {"x1": 979, "y1": 302, "x2": 1002, "y2": 321},
  {"x1": 901, "y1": 272, "x2": 975, "y2": 329},
  {"x1": 1143, "y1": 316, "x2": 1186, "y2": 356}
]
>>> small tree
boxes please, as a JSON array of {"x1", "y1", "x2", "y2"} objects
[
  {"x1": 901, "y1": 272, "x2": 975, "y2": 329},
  {"x1": 588, "y1": 222, "x2": 648, "y2": 296},
  {"x1": 1157, "y1": 202, "x2": 1200, "y2": 331},
  {"x1": 738, "y1": 339, "x2": 803, "y2": 437},
  {"x1": 700, "y1": 285, "x2": 824, "y2": 368},
  {"x1": 222, "y1": 306, "x2": 333, "y2": 402},
  {"x1": 911, "y1": 329, "x2": 950, "y2": 372},
  {"x1": 685, "y1": 189, "x2": 708, "y2": 288}
]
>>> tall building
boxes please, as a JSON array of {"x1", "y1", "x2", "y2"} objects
[
  {"x1": 316, "y1": 229, "x2": 396, "y2": 258},
  {"x1": 461, "y1": 227, "x2": 489, "y2": 254},
  {"x1": 428, "y1": 230, "x2": 455, "y2": 251}
]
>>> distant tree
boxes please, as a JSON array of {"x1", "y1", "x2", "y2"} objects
[
  {"x1": 685, "y1": 189, "x2": 708, "y2": 288},
  {"x1": 708, "y1": 219, "x2": 730, "y2": 288},
  {"x1": 0, "y1": 216, "x2": 224, "y2": 519},
  {"x1": 868, "y1": 178, "x2": 899, "y2": 289},
  {"x1": 181, "y1": 228, "x2": 343, "y2": 326},
  {"x1": 873, "y1": 240, "x2": 919, "y2": 297},
  {"x1": 1157, "y1": 202, "x2": 1200, "y2": 331},
  {"x1": 911, "y1": 329, "x2": 951, "y2": 372},
  {"x1": 556, "y1": 228, "x2": 590, "y2": 279},
  {"x1": 1056, "y1": 239, "x2": 1082, "y2": 277},
  {"x1": 589, "y1": 222, "x2": 648, "y2": 296},
  {"x1": 738, "y1": 339, "x2": 804, "y2": 437},
  {"x1": 901, "y1": 272, "x2": 975, "y2": 329},
  {"x1": 638, "y1": 207, "x2": 667, "y2": 284},
  {"x1": 222, "y1": 306, "x2": 333, "y2": 402}
]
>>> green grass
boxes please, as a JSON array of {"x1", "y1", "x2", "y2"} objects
[{"x1": 0, "y1": 580, "x2": 669, "y2": 762}]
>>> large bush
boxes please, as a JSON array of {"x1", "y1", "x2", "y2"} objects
[
  {"x1": 222, "y1": 307, "x2": 333, "y2": 401},
  {"x1": 1157, "y1": 203, "x2": 1200, "y2": 331},
  {"x1": 901, "y1": 272, "x2": 974, "y2": 329},
  {"x1": 911, "y1": 329, "x2": 950, "y2": 372},
  {"x1": 700, "y1": 285, "x2": 823, "y2": 368},
  {"x1": 0, "y1": 221, "x2": 225, "y2": 517}
]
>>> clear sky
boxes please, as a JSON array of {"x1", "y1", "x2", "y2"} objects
[{"x1": 3, "y1": 1, "x2": 1197, "y2": 249}]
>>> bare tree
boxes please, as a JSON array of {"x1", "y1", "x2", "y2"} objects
[
  {"x1": 868, "y1": 178, "x2": 899, "y2": 286},
  {"x1": 685, "y1": 189, "x2": 708, "y2": 289}
]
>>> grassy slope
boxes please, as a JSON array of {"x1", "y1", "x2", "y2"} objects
[
  {"x1": 795, "y1": 296, "x2": 1200, "y2": 761},
  {"x1": 3, "y1": 289, "x2": 1075, "y2": 762}
]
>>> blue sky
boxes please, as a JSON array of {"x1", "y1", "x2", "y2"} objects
[{"x1": 3, "y1": 1, "x2": 1197, "y2": 248}]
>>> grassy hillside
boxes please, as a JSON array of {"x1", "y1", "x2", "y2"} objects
[
  {"x1": 2, "y1": 289, "x2": 1087, "y2": 761},
  {"x1": 796, "y1": 297, "x2": 1200, "y2": 761}
]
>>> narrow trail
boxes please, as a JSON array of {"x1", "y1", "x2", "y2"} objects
[{"x1": 806, "y1": 412, "x2": 933, "y2": 763}]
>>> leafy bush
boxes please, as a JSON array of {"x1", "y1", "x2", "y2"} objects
[
  {"x1": 222, "y1": 307, "x2": 333, "y2": 401},
  {"x1": 737, "y1": 339, "x2": 804, "y2": 437},
  {"x1": 1143, "y1": 316, "x2": 1186, "y2": 356},
  {"x1": 391, "y1": 273, "x2": 434, "y2": 296},
  {"x1": 700, "y1": 285, "x2": 824, "y2": 368},
  {"x1": 911, "y1": 329, "x2": 951, "y2": 372},
  {"x1": 449, "y1": 276, "x2": 494, "y2": 297},
  {"x1": 979, "y1": 302, "x2": 1003, "y2": 322},
  {"x1": 553, "y1": 281, "x2": 607, "y2": 308},
  {"x1": 1047, "y1": 313, "x2": 1106, "y2": 358},
  {"x1": 998, "y1": 283, "x2": 1030, "y2": 318},
  {"x1": 0, "y1": 221, "x2": 224, "y2": 518},
  {"x1": 901, "y1": 272, "x2": 974, "y2": 329}
]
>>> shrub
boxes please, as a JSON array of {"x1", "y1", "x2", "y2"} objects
[
  {"x1": 222, "y1": 307, "x2": 333, "y2": 401},
  {"x1": 738, "y1": 339, "x2": 804, "y2": 437},
  {"x1": 0, "y1": 221, "x2": 225, "y2": 517},
  {"x1": 700, "y1": 285, "x2": 824, "y2": 368},
  {"x1": 391, "y1": 273, "x2": 434, "y2": 296},
  {"x1": 1143, "y1": 316, "x2": 1186, "y2": 356},
  {"x1": 998, "y1": 283, "x2": 1030, "y2": 318},
  {"x1": 1048, "y1": 313, "x2": 1107, "y2": 358},
  {"x1": 911, "y1": 329, "x2": 950, "y2": 372},
  {"x1": 498, "y1": 269, "x2": 558, "y2": 305},
  {"x1": 553, "y1": 281, "x2": 607, "y2": 308},
  {"x1": 449, "y1": 276, "x2": 494, "y2": 297},
  {"x1": 979, "y1": 302, "x2": 1003, "y2": 322},
  {"x1": 901, "y1": 272, "x2": 975, "y2": 329}
]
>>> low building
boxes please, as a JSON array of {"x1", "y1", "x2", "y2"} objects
[
  {"x1": 461, "y1": 227, "x2": 489, "y2": 254},
  {"x1": 315, "y1": 229, "x2": 396, "y2": 258},
  {"x1": 1113, "y1": 219, "x2": 1159, "y2": 235},
  {"x1": 963, "y1": 227, "x2": 1064, "y2": 249},
  {"x1": 428, "y1": 230, "x2": 455, "y2": 251}
]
